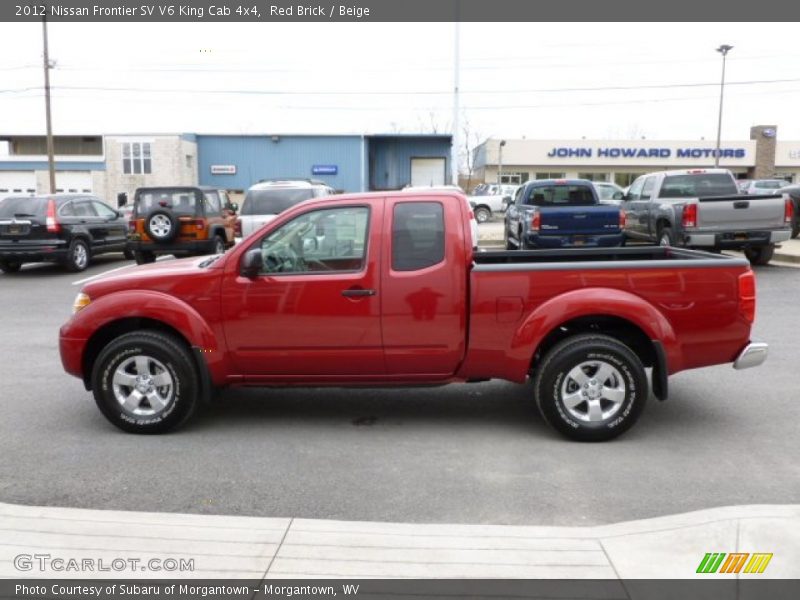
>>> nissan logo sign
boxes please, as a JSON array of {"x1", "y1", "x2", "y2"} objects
[{"x1": 762, "y1": 128, "x2": 776, "y2": 138}]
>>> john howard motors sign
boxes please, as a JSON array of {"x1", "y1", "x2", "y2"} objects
[{"x1": 547, "y1": 146, "x2": 747, "y2": 159}]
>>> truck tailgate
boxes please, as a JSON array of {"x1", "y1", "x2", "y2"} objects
[
  {"x1": 541, "y1": 205, "x2": 620, "y2": 234},
  {"x1": 698, "y1": 194, "x2": 785, "y2": 230}
]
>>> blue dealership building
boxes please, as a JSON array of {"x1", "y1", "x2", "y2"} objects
[{"x1": 0, "y1": 132, "x2": 453, "y2": 202}]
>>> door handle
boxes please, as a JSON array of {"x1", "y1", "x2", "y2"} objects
[{"x1": 341, "y1": 288, "x2": 376, "y2": 297}]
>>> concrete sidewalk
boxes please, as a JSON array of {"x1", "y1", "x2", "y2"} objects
[
  {"x1": 477, "y1": 221, "x2": 800, "y2": 264},
  {"x1": 0, "y1": 501, "x2": 797, "y2": 579}
]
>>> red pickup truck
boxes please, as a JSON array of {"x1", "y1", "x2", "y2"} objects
[{"x1": 59, "y1": 191, "x2": 767, "y2": 441}]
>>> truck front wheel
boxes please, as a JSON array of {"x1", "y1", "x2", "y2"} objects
[
  {"x1": 533, "y1": 334, "x2": 648, "y2": 442},
  {"x1": 91, "y1": 331, "x2": 199, "y2": 434}
]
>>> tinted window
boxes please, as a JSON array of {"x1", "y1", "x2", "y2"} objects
[
  {"x1": 392, "y1": 202, "x2": 445, "y2": 271},
  {"x1": 754, "y1": 180, "x2": 784, "y2": 189},
  {"x1": 0, "y1": 197, "x2": 48, "y2": 218},
  {"x1": 258, "y1": 206, "x2": 368, "y2": 274},
  {"x1": 135, "y1": 190, "x2": 198, "y2": 216},
  {"x1": 526, "y1": 185, "x2": 595, "y2": 207},
  {"x1": 92, "y1": 201, "x2": 118, "y2": 219},
  {"x1": 73, "y1": 201, "x2": 97, "y2": 217},
  {"x1": 242, "y1": 189, "x2": 315, "y2": 216},
  {"x1": 659, "y1": 174, "x2": 738, "y2": 198},
  {"x1": 203, "y1": 191, "x2": 221, "y2": 214}
]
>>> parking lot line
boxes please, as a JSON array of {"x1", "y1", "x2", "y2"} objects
[{"x1": 72, "y1": 264, "x2": 136, "y2": 286}]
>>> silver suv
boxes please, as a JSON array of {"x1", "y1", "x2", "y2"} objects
[{"x1": 238, "y1": 179, "x2": 336, "y2": 238}]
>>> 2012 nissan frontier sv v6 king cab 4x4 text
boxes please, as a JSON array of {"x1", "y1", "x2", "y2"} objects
[{"x1": 60, "y1": 190, "x2": 767, "y2": 441}]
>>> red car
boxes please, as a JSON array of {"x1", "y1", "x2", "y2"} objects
[{"x1": 60, "y1": 190, "x2": 766, "y2": 441}]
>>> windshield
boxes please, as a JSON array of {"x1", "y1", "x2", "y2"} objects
[
  {"x1": 659, "y1": 174, "x2": 738, "y2": 198},
  {"x1": 0, "y1": 197, "x2": 48, "y2": 218},
  {"x1": 135, "y1": 190, "x2": 198, "y2": 216},
  {"x1": 242, "y1": 189, "x2": 315, "y2": 216},
  {"x1": 526, "y1": 184, "x2": 595, "y2": 206}
]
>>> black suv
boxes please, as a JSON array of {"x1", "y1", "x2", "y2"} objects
[{"x1": 0, "y1": 194, "x2": 128, "y2": 273}]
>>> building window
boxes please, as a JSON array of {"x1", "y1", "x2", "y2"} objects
[
  {"x1": 122, "y1": 142, "x2": 152, "y2": 175},
  {"x1": 578, "y1": 172, "x2": 609, "y2": 182},
  {"x1": 535, "y1": 172, "x2": 565, "y2": 180},
  {"x1": 498, "y1": 172, "x2": 528, "y2": 185},
  {"x1": 613, "y1": 172, "x2": 641, "y2": 187}
]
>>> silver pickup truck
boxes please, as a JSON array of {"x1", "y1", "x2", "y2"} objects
[{"x1": 622, "y1": 169, "x2": 792, "y2": 264}]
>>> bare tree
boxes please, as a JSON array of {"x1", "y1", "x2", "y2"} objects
[{"x1": 460, "y1": 118, "x2": 483, "y2": 193}]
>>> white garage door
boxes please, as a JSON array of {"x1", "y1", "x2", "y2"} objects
[
  {"x1": 0, "y1": 171, "x2": 36, "y2": 201},
  {"x1": 411, "y1": 158, "x2": 446, "y2": 187},
  {"x1": 56, "y1": 171, "x2": 92, "y2": 194}
]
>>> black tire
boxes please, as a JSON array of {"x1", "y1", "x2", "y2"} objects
[
  {"x1": 533, "y1": 334, "x2": 648, "y2": 442},
  {"x1": 64, "y1": 238, "x2": 91, "y2": 272},
  {"x1": 0, "y1": 260, "x2": 22, "y2": 273},
  {"x1": 144, "y1": 209, "x2": 179, "y2": 244},
  {"x1": 212, "y1": 235, "x2": 226, "y2": 255},
  {"x1": 91, "y1": 330, "x2": 199, "y2": 434},
  {"x1": 134, "y1": 250, "x2": 156, "y2": 265},
  {"x1": 505, "y1": 232, "x2": 515, "y2": 250},
  {"x1": 474, "y1": 207, "x2": 491, "y2": 224},
  {"x1": 657, "y1": 226, "x2": 675, "y2": 247},
  {"x1": 744, "y1": 244, "x2": 774, "y2": 266},
  {"x1": 123, "y1": 247, "x2": 135, "y2": 260},
  {"x1": 791, "y1": 216, "x2": 799, "y2": 239}
]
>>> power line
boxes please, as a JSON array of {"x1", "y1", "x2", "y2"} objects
[{"x1": 3, "y1": 77, "x2": 800, "y2": 97}]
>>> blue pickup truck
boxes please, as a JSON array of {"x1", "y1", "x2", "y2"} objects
[{"x1": 504, "y1": 179, "x2": 625, "y2": 249}]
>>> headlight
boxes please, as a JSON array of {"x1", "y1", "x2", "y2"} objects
[{"x1": 72, "y1": 292, "x2": 91, "y2": 314}]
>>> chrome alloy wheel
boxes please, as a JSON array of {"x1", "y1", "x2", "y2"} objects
[
  {"x1": 559, "y1": 360, "x2": 626, "y2": 423},
  {"x1": 148, "y1": 214, "x2": 173, "y2": 238},
  {"x1": 73, "y1": 243, "x2": 88, "y2": 269},
  {"x1": 112, "y1": 355, "x2": 174, "y2": 417}
]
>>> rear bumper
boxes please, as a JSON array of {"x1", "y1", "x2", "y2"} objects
[
  {"x1": 0, "y1": 243, "x2": 68, "y2": 263},
  {"x1": 733, "y1": 342, "x2": 768, "y2": 370},
  {"x1": 683, "y1": 229, "x2": 791, "y2": 248},
  {"x1": 524, "y1": 232, "x2": 625, "y2": 249},
  {"x1": 127, "y1": 239, "x2": 217, "y2": 255}
]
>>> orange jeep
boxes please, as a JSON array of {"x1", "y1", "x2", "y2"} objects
[{"x1": 126, "y1": 186, "x2": 237, "y2": 264}]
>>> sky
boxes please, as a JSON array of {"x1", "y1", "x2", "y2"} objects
[{"x1": 1, "y1": 21, "x2": 800, "y2": 149}]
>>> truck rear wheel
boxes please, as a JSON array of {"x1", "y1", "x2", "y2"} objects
[
  {"x1": 91, "y1": 331, "x2": 199, "y2": 434},
  {"x1": 744, "y1": 244, "x2": 774, "y2": 266},
  {"x1": 533, "y1": 334, "x2": 648, "y2": 442}
]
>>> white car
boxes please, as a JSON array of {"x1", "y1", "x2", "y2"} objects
[
  {"x1": 238, "y1": 179, "x2": 335, "y2": 238},
  {"x1": 593, "y1": 182, "x2": 626, "y2": 204},
  {"x1": 741, "y1": 179, "x2": 788, "y2": 195},
  {"x1": 400, "y1": 185, "x2": 479, "y2": 248},
  {"x1": 468, "y1": 184, "x2": 519, "y2": 223}
]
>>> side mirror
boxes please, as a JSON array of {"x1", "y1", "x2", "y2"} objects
[
  {"x1": 226, "y1": 202, "x2": 239, "y2": 213},
  {"x1": 240, "y1": 248, "x2": 263, "y2": 278},
  {"x1": 621, "y1": 193, "x2": 631, "y2": 201},
  {"x1": 116, "y1": 192, "x2": 128, "y2": 208}
]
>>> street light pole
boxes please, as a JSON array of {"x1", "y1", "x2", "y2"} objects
[
  {"x1": 714, "y1": 44, "x2": 733, "y2": 168},
  {"x1": 42, "y1": 15, "x2": 56, "y2": 194},
  {"x1": 451, "y1": 20, "x2": 460, "y2": 187}
]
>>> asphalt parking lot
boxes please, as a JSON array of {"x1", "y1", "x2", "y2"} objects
[{"x1": 1, "y1": 253, "x2": 798, "y2": 527}]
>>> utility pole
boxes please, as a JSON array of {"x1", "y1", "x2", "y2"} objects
[
  {"x1": 497, "y1": 140, "x2": 506, "y2": 185},
  {"x1": 42, "y1": 15, "x2": 56, "y2": 194},
  {"x1": 714, "y1": 44, "x2": 733, "y2": 168},
  {"x1": 451, "y1": 19, "x2": 460, "y2": 187}
]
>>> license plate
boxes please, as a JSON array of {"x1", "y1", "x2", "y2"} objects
[
  {"x1": 572, "y1": 237, "x2": 585, "y2": 246},
  {"x1": 734, "y1": 232, "x2": 748, "y2": 240},
  {"x1": 7, "y1": 225, "x2": 20, "y2": 235}
]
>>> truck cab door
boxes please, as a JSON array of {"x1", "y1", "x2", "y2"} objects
[
  {"x1": 622, "y1": 177, "x2": 646, "y2": 238},
  {"x1": 638, "y1": 176, "x2": 657, "y2": 237},
  {"x1": 380, "y1": 195, "x2": 468, "y2": 376},
  {"x1": 221, "y1": 199, "x2": 385, "y2": 378}
]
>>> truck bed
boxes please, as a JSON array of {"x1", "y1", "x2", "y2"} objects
[{"x1": 473, "y1": 246, "x2": 746, "y2": 266}]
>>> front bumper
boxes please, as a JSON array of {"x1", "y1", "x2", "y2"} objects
[{"x1": 733, "y1": 342, "x2": 769, "y2": 370}]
